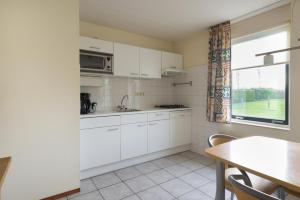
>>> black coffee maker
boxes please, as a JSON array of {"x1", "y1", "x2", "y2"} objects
[{"x1": 80, "y1": 93, "x2": 97, "y2": 114}]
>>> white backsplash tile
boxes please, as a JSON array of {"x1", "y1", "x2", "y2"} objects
[{"x1": 80, "y1": 77, "x2": 175, "y2": 110}]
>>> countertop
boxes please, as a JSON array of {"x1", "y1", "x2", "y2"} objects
[
  {"x1": 0, "y1": 157, "x2": 11, "y2": 189},
  {"x1": 80, "y1": 107, "x2": 192, "y2": 118}
]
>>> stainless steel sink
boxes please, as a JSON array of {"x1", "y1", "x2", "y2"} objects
[{"x1": 116, "y1": 108, "x2": 141, "y2": 112}]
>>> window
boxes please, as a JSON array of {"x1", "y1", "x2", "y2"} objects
[{"x1": 231, "y1": 26, "x2": 289, "y2": 125}]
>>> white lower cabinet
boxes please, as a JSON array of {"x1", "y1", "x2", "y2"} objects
[
  {"x1": 121, "y1": 122, "x2": 148, "y2": 160},
  {"x1": 80, "y1": 109, "x2": 192, "y2": 171},
  {"x1": 170, "y1": 111, "x2": 192, "y2": 147},
  {"x1": 80, "y1": 126, "x2": 121, "y2": 170},
  {"x1": 148, "y1": 120, "x2": 170, "y2": 153}
]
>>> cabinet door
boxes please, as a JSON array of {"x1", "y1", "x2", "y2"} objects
[
  {"x1": 80, "y1": 126, "x2": 120, "y2": 170},
  {"x1": 114, "y1": 43, "x2": 140, "y2": 77},
  {"x1": 148, "y1": 120, "x2": 170, "y2": 153},
  {"x1": 183, "y1": 112, "x2": 192, "y2": 145},
  {"x1": 121, "y1": 122, "x2": 148, "y2": 160},
  {"x1": 140, "y1": 48, "x2": 162, "y2": 79},
  {"x1": 80, "y1": 36, "x2": 113, "y2": 54},
  {"x1": 162, "y1": 52, "x2": 183, "y2": 70},
  {"x1": 170, "y1": 111, "x2": 191, "y2": 147}
]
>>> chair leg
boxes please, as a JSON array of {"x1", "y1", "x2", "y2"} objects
[
  {"x1": 277, "y1": 187, "x2": 285, "y2": 200},
  {"x1": 230, "y1": 192, "x2": 235, "y2": 200}
]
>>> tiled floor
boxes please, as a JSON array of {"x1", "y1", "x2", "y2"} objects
[{"x1": 63, "y1": 151, "x2": 300, "y2": 200}]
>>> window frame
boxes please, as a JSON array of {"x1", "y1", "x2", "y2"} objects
[
  {"x1": 231, "y1": 26, "x2": 290, "y2": 126},
  {"x1": 231, "y1": 63, "x2": 289, "y2": 125}
]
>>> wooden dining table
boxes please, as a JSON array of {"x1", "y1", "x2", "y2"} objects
[
  {"x1": 205, "y1": 136, "x2": 300, "y2": 200},
  {"x1": 0, "y1": 157, "x2": 11, "y2": 200}
]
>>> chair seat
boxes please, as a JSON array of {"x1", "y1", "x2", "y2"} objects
[{"x1": 225, "y1": 168, "x2": 278, "y2": 195}]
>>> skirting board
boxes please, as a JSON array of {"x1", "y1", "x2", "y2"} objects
[
  {"x1": 40, "y1": 188, "x2": 80, "y2": 200},
  {"x1": 80, "y1": 144, "x2": 191, "y2": 179}
]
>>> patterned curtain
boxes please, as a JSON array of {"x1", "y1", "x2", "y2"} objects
[{"x1": 207, "y1": 21, "x2": 231, "y2": 123}]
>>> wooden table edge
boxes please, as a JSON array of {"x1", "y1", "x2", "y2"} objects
[
  {"x1": 205, "y1": 148, "x2": 300, "y2": 193},
  {"x1": 0, "y1": 157, "x2": 11, "y2": 189}
]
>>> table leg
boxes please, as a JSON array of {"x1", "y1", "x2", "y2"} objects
[{"x1": 215, "y1": 161, "x2": 225, "y2": 200}]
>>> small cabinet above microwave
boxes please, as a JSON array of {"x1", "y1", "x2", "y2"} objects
[{"x1": 80, "y1": 36, "x2": 113, "y2": 54}]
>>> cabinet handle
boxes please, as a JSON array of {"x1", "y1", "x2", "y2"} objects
[
  {"x1": 149, "y1": 123, "x2": 158, "y2": 126},
  {"x1": 141, "y1": 73, "x2": 148, "y2": 76},
  {"x1": 90, "y1": 46, "x2": 100, "y2": 50},
  {"x1": 137, "y1": 124, "x2": 147, "y2": 127},
  {"x1": 130, "y1": 72, "x2": 138, "y2": 76},
  {"x1": 107, "y1": 128, "x2": 119, "y2": 132},
  {"x1": 156, "y1": 113, "x2": 163, "y2": 116}
]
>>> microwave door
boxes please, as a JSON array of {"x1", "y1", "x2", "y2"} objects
[{"x1": 80, "y1": 52, "x2": 105, "y2": 71}]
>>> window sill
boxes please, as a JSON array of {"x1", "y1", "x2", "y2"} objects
[{"x1": 230, "y1": 119, "x2": 290, "y2": 131}]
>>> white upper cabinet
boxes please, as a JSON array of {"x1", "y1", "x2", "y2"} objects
[
  {"x1": 80, "y1": 37, "x2": 183, "y2": 78},
  {"x1": 162, "y1": 52, "x2": 183, "y2": 70},
  {"x1": 80, "y1": 36, "x2": 113, "y2": 54},
  {"x1": 114, "y1": 43, "x2": 140, "y2": 78},
  {"x1": 140, "y1": 48, "x2": 162, "y2": 79}
]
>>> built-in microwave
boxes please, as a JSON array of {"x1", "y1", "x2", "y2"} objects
[{"x1": 80, "y1": 49, "x2": 113, "y2": 76}]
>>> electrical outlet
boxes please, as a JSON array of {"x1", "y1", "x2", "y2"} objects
[{"x1": 134, "y1": 92, "x2": 145, "y2": 96}]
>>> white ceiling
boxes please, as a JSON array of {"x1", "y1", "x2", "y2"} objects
[{"x1": 79, "y1": 0, "x2": 286, "y2": 41}]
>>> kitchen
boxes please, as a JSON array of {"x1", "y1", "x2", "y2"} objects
[
  {"x1": 1, "y1": 0, "x2": 300, "y2": 200},
  {"x1": 79, "y1": 36, "x2": 195, "y2": 179}
]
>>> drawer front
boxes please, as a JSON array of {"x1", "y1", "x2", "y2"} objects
[
  {"x1": 170, "y1": 110, "x2": 192, "y2": 118},
  {"x1": 121, "y1": 113, "x2": 147, "y2": 124},
  {"x1": 148, "y1": 111, "x2": 169, "y2": 121},
  {"x1": 80, "y1": 116, "x2": 121, "y2": 129}
]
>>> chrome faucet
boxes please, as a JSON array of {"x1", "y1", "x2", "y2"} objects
[{"x1": 118, "y1": 95, "x2": 129, "y2": 110}]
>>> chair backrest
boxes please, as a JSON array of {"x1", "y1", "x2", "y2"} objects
[
  {"x1": 228, "y1": 175, "x2": 280, "y2": 200},
  {"x1": 208, "y1": 134, "x2": 237, "y2": 147},
  {"x1": 208, "y1": 134, "x2": 253, "y2": 186}
]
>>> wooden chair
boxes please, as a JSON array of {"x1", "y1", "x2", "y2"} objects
[
  {"x1": 208, "y1": 134, "x2": 281, "y2": 200},
  {"x1": 228, "y1": 174, "x2": 280, "y2": 200}
]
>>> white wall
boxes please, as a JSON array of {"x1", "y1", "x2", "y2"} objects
[
  {"x1": 0, "y1": 1, "x2": 80, "y2": 199},
  {"x1": 81, "y1": 77, "x2": 175, "y2": 110},
  {"x1": 174, "y1": 31, "x2": 209, "y2": 68}
]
